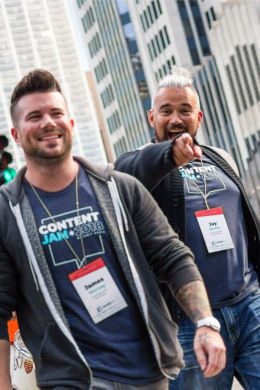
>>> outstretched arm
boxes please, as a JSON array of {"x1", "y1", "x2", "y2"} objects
[
  {"x1": 115, "y1": 134, "x2": 202, "y2": 190},
  {"x1": 0, "y1": 339, "x2": 12, "y2": 389},
  {"x1": 175, "y1": 280, "x2": 226, "y2": 378},
  {"x1": 115, "y1": 141, "x2": 177, "y2": 190}
]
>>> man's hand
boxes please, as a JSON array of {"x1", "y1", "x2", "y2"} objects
[
  {"x1": 175, "y1": 281, "x2": 226, "y2": 377},
  {"x1": 173, "y1": 133, "x2": 202, "y2": 166},
  {"x1": 194, "y1": 327, "x2": 226, "y2": 378}
]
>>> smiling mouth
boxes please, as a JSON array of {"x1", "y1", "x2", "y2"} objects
[
  {"x1": 40, "y1": 134, "x2": 62, "y2": 141},
  {"x1": 167, "y1": 131, "x2": 185, "y2": 140}
]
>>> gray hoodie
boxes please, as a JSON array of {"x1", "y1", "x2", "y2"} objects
[{"x1": 0, "y1": 157, "x2": 202, "y2": 389}]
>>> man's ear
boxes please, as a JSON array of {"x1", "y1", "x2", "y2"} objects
[
  {"x1": 198, "y1": 111, "x2": 203, "y2": 126},
  {"x1": 11, "y1": 128, "x2": 21, "y2": 145},
  {"x1": 148, "y1": 109, "x2": 154, "y2": 127},
  {"x1": 70, "y1": 118, "x2": 74, "y2": 127}
]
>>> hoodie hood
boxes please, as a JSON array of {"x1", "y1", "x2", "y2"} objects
[{"x1": 76, "y1": 156, "x2": 114, "y2": 181}]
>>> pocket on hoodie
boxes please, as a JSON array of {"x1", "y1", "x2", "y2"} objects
[
  {"x1": 38, "y1": 322, "x2": 89, "y2": 387},
  {"x1": 147, "y1": 296, "x2": 184, "y2": 370}
]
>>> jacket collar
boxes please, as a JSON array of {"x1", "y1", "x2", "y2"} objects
[{"x1": 0, "y1": 156, "x2": 114, "y2": 205}]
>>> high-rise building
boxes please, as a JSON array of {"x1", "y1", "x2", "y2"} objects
[
  {"x1": 126, "y1": 0, "x2": 260, "y2": 212},
  {"x1": 0, "y1": 0, "x2": 107, "y2": 170},
  {"x1": 201, "y1": 0, "x2": 260, "y2": 209},
  {"x1": 71, "y1": 0, "x2": 259, "y2": 210},
  {"x1": 76, "y1": 0, "x2": 151, "y2": 158}
]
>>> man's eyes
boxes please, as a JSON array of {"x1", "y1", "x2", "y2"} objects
[
  {"x1": 27, "y1": 114, "x2": 41, "y2": 121},
  {"x1": 27, "y1": 112, "x2": 63, "y2": 120},
  {"x1": 159, "y1": 109, "x2": 192, "y2": 115},
  {"x1": 160, "y1": 109, "x2": 171, "y2": 115},
  {"x1": 52, "y1": 111, "x2": 63, "y2": 117}
]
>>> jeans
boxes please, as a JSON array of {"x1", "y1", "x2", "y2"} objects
[{"x1": 169, "y1": 288, "x2": 260, "y2": 390}]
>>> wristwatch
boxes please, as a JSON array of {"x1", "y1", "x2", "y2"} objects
[{"x1": 196, "y1": 316, "x2": 221, "y2": 332}]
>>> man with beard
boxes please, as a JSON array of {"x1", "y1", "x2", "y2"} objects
[
  {"x1": 116, "y1": 66, "x2": 260, "y2": 389},
  {"x1": 0, "y1": 69, "x2": 226, "y2": 389}
]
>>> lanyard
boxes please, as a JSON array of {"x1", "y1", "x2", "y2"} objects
[
  {"x1": 29, "y1": 171, "x2": 86, "y2": 267},
  {"x1": 188, "y1": 158, "x2": 210, "y2": 210}
]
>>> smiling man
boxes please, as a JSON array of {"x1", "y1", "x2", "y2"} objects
[
  {"x1": 10, "y1": 76, "x2": 74, "y2": 172},
  {"x1": 116, "y1": 66, "x2": 260, "y2": 390},
  {"x1": 0, "y1": 69, "x2": 226, "y2": 390}
]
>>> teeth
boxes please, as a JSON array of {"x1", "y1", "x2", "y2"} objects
[
  {"x1": 168, "y1": 132, "x2": 183, "y2": 140},
  {"x1": 41, "y1": 135, "x2": 59, "y2": 140}
]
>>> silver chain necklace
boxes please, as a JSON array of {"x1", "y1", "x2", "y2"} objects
[{"x1": 29, "y1": 172, "x2": 86, "y2": 267}]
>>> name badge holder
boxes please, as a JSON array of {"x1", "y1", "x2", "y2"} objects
[
  {"x1": 191, "y1": 159, "x2": 234, "y2": 253},
  {"x1": 69, "y1": 257, "x2": 127, "y2": 324}
]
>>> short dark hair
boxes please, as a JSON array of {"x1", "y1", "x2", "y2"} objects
[{"x1": 10, "y1": 69, "x2": 63, "y2": 121}]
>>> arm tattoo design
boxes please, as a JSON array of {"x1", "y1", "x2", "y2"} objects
[{"x1": 175, "y1": 280, "x2": 212, "y2": 323}]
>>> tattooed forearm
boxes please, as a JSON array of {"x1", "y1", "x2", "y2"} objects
[{"x1": 175, "y1": 280, "x2": 212, "y2": 323}]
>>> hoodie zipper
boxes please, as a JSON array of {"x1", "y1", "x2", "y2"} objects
[{"x1": 9, "y1": 202, "x2": 93, "y2": 380}]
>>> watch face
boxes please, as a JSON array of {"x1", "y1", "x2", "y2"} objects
[{"x1": 197, "y1": 317, "x2": 221, "y2": 331}]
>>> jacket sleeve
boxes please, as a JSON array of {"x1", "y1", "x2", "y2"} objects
[
  {"x1": 0, "y1": 248, "x2": 17, "y2": 340},
  {"x1": 115, "y1": 141, "x2": 177, "y2": 191},
  {"x1": 114, "y1": 172, "x2": 202, "y2": 294},
  {"x1": 0, "y1": 198, "x2": 17, "y2": 340}
]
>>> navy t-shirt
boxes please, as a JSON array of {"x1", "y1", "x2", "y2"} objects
[
  {"x1": 24, "y1": 166, "x2": 162, "y2": 384},
  {"x1": 179, "y1": 156, "x2": 258, "y2": 308}
]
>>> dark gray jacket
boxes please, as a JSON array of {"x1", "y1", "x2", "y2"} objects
[
  {"x1": 0, "y1": 157, "x2": 201, "y2": 389},
  {"x1": 115, "y1": 141, "x2": 260, "y2": 279}
]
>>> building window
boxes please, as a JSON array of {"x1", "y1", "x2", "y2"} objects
[
  {"x1": 147, "y1": 4, "x2": 153, "y2": 25},
  {"x1": 114, "y1": 136, "x2": 128, "y2": 158},
  {"x1": 107, "y1": 110, "x2": 121, "y2": 134},
  {"x1": 162, "y1": 64, "x2": 167, "y2": 75},
  {"x1": 211, "y1": 7, "x2": 216, "y2": 22},
  {"x1": 88, "y1": 32, "x2": 102, "y2": 58},
  {"x1": 243, "y1": 45, "x2": 260, "y2": 101},
  {"x1": 151, "y1": 39, "x2": 158, "y2": 58},
  {"x1": 151, "y1": 1, "x2": 158, "y2": 19},
  {"x1": 190, "y1": 0, "x2": 210, "y2": 56},
  {"x1": 177, "y1": 0, "x2": 200, "y2": 65},
  {"x1": 77, "y1": 0, "x2": 86, "y2": 8},
  {"x1": 156, "y1": 0, "x2": 162, "y2": 15},
  {"x1": 226, "y1": 64, "x2": 241, "y2": 114},
  {"x1": 101, "y1": 84, "x2": 115, "y2": 108},
  {"x1": 235, "y1": 46, "x2": 253, "y2": 106},
  {"x1": 205, "y1": 11, "x2": 211, "y2": 29},
  {"x1": 230, "y1": 55, "x2": 247, "y2": 111},
  {"x1": 163, "y1": 26, "x2": 170, "y2": 45},
  {"x1": 143, "y1": 9, "x2": 150, "y2": 30},
  {"x1": 140, "y1": 13, "x2": 147, "y2": 32},
  {"x1": 147, "y1": 42, "x2": 154, "y2": 61},
  {"x1": 251, "y1": 44, "x2": 260, "y2": 79},
  {"x1": 155, "y1": 34, "x2": 161, "y2": 54},
  {"x1": 82, "y1": 7, "x2": 95, "y2": 33}
]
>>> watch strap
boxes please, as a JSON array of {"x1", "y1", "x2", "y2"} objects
[{"x1": 196, "y1": 316, "x2": 221, "y2": 332}]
